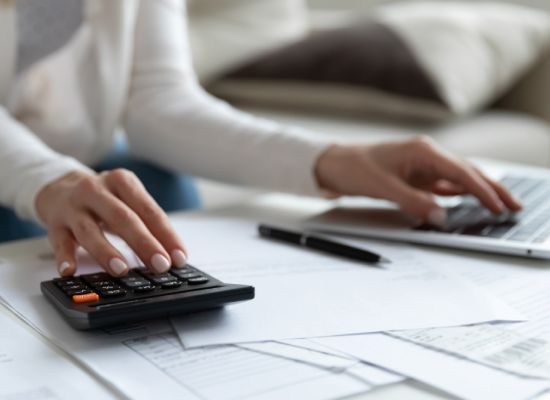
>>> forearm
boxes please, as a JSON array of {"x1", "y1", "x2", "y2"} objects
[
  {"x1": 0, "y1": 107, "x2": 91, "y2": 223},
  {"x1": 125, "y1": 83, "x2": 328, "y2": 195},
  {"x1": 124, "y1": 0, "x2": 329, "y2": 196}
]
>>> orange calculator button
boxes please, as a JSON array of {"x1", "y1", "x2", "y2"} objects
[{"x1": 72, "y1": 293, "x2": 100, "y2": 303}]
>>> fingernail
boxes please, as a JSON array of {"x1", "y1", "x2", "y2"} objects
[
  {"x1": 171, "y1": 249, "x2": 187, "y2": 268},
  {"x1": 428, "y1": 208, "x2": 447, "y2": 226},
  {"x1": 151, "y1": 253, "x2": 171, "y2": 273},
  {"x1": 58, "y1": 261, "x2": 72, "y2": 276},
  {"x1": 109, "y1": 258, "x2": 129, "y2": 276}
]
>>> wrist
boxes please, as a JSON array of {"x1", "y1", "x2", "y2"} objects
[{"x1": 35, "y1": 170, "x2": 94, "y2": 224}]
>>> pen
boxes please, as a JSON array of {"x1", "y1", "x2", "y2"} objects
[{"x1": 258, "y1": 224, "x2": 389, "y2": 266}]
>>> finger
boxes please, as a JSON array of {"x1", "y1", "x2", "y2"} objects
[
  {"x1": 69, "y1": 213, "x2": 129, "y2": 277},
  {"x1": 381, "y1": 174, "x2": 447, "y2": 226},
  {"x1": 430, "y1": 154, "x2": 506, "y2": 214},
  {"x1": 430, "y1": 180, "x2": 466, "y2": 196},
  {"x1": 103, "y1": 169, "x2": 188, "y2": 268},
  {"x1": 473, "y1": 168, "x2": 523, "y2": 211},
  {"x1": 49, "y1": 228, "x2": 77, "y2": 277},
  {"x1": 85, "y1": 185, "x2": 173, "y2": 274}
]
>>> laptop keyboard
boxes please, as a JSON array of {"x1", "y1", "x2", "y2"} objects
[{"x1": 415, "y1": 175, "x2": 550, "y2": 244}]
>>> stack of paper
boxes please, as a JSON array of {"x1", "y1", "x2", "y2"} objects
[
  {"x1": 168, "y1": 220, "x2": 550, "y2": 400},
  {"x1": 307, "y1": 243, "x2": 550, "y2": 400},
  {"x1": 0, "y1": 217, "x2": 547, "y2": 400}
]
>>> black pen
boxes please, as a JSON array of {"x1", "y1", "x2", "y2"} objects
[{"x1": 258, "y1": 224, "x2": 389, "y2": 266}]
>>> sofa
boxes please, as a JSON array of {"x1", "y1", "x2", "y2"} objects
[{"x1": 187, "y1": 0, "x2": 550, "y2": 208}]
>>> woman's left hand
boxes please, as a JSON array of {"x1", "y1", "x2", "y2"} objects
[{"x1": 314, "y1": 136, "x2": 522, "y2": 226}]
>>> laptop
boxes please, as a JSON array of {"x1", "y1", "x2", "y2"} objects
[{"x1": 304, "y1": 162, "x2": 550, "y2": 259}]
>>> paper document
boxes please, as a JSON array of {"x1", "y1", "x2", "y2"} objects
[
  {"x1": 237, "y1": 341, "x2": 357, "y2": 370},
  {"x1": 447, "y1": 254, "x2": 550, "y2": 341},
  {"x1": 395, "y1": 252, "x2": 550, "y2": 381},
  {"x1": 0, "y1": 308, "x2": 115, "y2": 400},
  {"x1": 125, "y1": 332, "x2": 370, "y2": 400},
  {"x1": 0, "y1": 249, "x2": 369, "y2": 400},
  {"x1": 278, "y1": 338, "x2": 404, "y2": 386},
  {"x1": 313, "y1": 248, "x2": 550, "y2": 400},
  {"x1": 237, "y1": 340, "x2": 405, "y2": 387},
  {"x1": 171, "y1": 219, "x2": 521, "y2": 347},
  {"x1": 390, "y1": 325, "x2": 550, "y2": 379},
  {"x1": 315, "y1": 334, "x2": 550, "y2": 400}
]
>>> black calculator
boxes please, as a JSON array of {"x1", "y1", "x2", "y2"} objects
[{"x1": 41, "y1": 265, "x2": 254, "y2": 330}]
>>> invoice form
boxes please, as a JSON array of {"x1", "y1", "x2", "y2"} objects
[
  {"x1": 384, "y1": 252, "x2": 550, "y2": 380},
  {"x1": 314, "y1": 250, "x2": 550, "y2": 400}
]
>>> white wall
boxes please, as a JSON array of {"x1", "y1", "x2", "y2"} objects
[{"x1": 307, "y1": 0, "x2": 550, "y2": 11}]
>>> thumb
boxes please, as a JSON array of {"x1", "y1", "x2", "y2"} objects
[{"x1": 383, "y1": 176, "x2": 447, "y2": 225}]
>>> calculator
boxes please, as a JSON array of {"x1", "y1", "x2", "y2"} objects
[{"x1": 41, "y1": 265, "x2": 254, "y2": 330}]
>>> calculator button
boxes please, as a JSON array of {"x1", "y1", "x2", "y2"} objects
[
  {"x1": 90, "y1": 280, "x2": 116, "y2": 288},
  {"x1": 187, "y1": 276, "x2": 209, "y2": 285},
  {"x1": 55, "y1": 279, "x2": 81, "y2": 287},
  {"x1": 66, "y1": 289, "x2": 93, "y2": 297},
  {"x1": 96, "y1": 285, "x2": 120, "y2": 292},
  {"x1": 133, "y1": 285, "x2": 156, "y2": 293},
  {"x1": 99, "y1": 289, "x2": 127, "y2": 298},
  {"x1": 119, "y1": 277, "x2": 151, "y2": 288},
  {"x1": 61, "y1": 284, "x2": 88, "y2": 292},
  {"x1": 175, "y1": 272, "x2": 201, "y2": 280},
  {"x1": 171, "y1": 268, "x2": 194, "y2": 277},
  {"x1": 160, "y1": 281, "x2": 182, "y2": 289},
  {"x1": 72, "y1": 293, "x2": 100, "y2": 303},
  {"x1": 142, "y1": 274, "x2": 178, "y2": 284},
  {"x1": 82, "y1": 273, "x2": 111, "y2": 282}
]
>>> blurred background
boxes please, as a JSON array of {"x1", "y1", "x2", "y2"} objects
[{"x1": 308, "y1": 0, "x2": 550, "y2": 10}]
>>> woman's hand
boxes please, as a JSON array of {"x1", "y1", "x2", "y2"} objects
[
  {"x1": 36, "y1": 169, "x2": 188, "y2": 277},
  {"x1": 314, "y1": 136, "x2": 522, "y2": 225}
]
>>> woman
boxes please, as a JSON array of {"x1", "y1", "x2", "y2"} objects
[{"x1": 0, "y1": 0, "x2": 520, "y2": 277}]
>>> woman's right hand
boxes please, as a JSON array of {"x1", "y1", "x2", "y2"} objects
[{"x1": 36, "y1": 169, "x2": 188, "y2": 277}]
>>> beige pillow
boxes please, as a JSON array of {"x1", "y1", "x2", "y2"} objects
[{"x1": 209, "y1": 2, "x2": 550, "y2": 121}]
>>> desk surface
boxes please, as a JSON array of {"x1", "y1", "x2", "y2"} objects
[{"x1": 1, "y1": 193, "x2": 548, "y2": 400}]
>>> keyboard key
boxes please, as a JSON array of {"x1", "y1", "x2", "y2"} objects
[
  {"x1": 461, "y1": 225, "x2": 488, "y2": 237},
  {"x1": 91, "y1": 280, "x2": 117, "y2": 288},
  {"x1": 120, "y1": 279, "x2": 151, "y2": 288},
  {"x1": 61, "y1": 284, "x2": 88, "y2": 292},
  {"x1": 142, "y1": 274, "x2": 178, "y2": 284},
  {"x1": 171, "y1": 269, "x2": 196, "y2": 278},
  {"x1": 96, "y1": 285, "x2": 120, "y2": 292},
  {"x1": 160, "y1": 281, "x2": 182, "y2": 289},
  {"x1": 508, "y1": 231, "x2": 534, "y2": 242},
  {"x1": 82, "y1": 273, "x2": 111, "y2": 283},
  {"x1": 188, "y1": 277, "x2": 209, "y2": 285},
  {"x1": 133, "y1": 285, "x2": 156, "y2": 293},
  {"x1": 175, "y1": 272, "x2": 201, "y2": 280},
  {"x1": 99, "y1": 289, "x2": 127, "y2": 298},
  {"x1": 485, "y1": 223, "x2": 516, "y2": 239},
  {"x1": 66, "y1": 289, "x2": 93, "y2": 297},
  {"x1": 72, "y1": 292, "x2": 99, "y2": 303},
  {"x1": 55, "y1": 278, "x2": 81, "y2": 287}
]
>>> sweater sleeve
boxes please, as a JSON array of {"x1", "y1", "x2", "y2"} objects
[
  {"x1": 0, "y1": 107, "x2": 92, "y2": 224},
  {"x1": 124, "y1": 0, "x2": 330, "y2": 197}
]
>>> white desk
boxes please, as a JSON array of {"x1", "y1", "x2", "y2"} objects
[{"x1": 1, "y1": 193, "x2": 549, "y2": 400}]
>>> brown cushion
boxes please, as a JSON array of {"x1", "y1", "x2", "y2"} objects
[{"x1": 226, "y1": 22, "x2": 443, "y2": 103}]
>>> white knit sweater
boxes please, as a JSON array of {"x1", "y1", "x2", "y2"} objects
[{"x1": 0, "y1": 0, "x2": 327, "y2": 224}]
